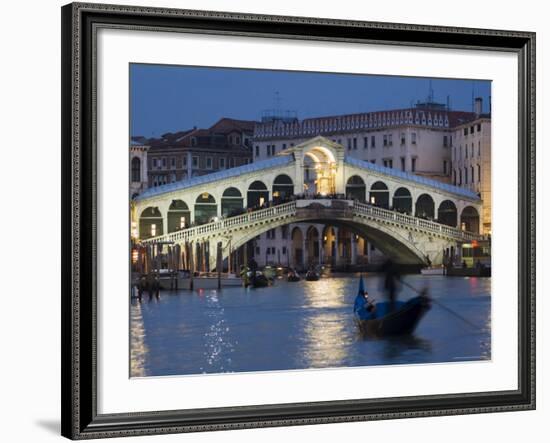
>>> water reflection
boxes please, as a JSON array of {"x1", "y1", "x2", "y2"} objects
[
  {"x1": 201, "y1": 290, "x2": 235, "y2": 373},
  {"x1": 129, "y1": 275, "x2": 491, "y2": 377},
  {"x1": 300, "y1": 280, "x2": 351, "y2": 368},
  {"x1": 129, "y1": 300, "x2": 148, "y2": 377}
]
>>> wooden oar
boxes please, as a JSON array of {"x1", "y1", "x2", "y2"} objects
[{"x1": 398, "y1": 279, "x2": 483, "y2": 332}]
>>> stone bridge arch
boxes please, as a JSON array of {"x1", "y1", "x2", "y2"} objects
[{"x1": 218, "y1": 212, "x2": 429, "y2": 267}]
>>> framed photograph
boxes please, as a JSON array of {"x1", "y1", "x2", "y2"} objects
[{"x1": 61, "y1": 2, "x2": 535, "y2": 439}]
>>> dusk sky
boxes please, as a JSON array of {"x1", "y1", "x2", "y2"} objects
[{"x1": 130, "y1": 64, "x2": 491, "y2": 138}]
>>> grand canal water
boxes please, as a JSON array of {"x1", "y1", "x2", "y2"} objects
[{"x1": 130, "y1": 274, "x2": 491, "y2": 377}]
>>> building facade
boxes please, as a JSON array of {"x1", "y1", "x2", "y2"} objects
[
  {"x1": 130, "y1": 142, "x2": 149, "y2": 198},
  {"x1": 451, "y1": 98, "x2": 492, "y2": 234},
  {"x1": 133, "y1": 118, "x2": 256, "y2": 189},
  {"x1": 252, "y1": 103, "x2": 477, "y2": 182}
]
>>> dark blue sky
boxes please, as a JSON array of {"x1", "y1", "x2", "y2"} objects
[{"x1": 130, "y1": 64, "x2": 491, "y2": 138}]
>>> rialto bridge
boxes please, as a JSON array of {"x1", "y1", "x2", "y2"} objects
[{"x1": 132, "y1": 136, "x2": 483, "y2": 267}]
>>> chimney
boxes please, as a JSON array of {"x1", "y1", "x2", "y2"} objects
[{"x1": 474, "y1": 97, "x2": 483, "y2": 117}]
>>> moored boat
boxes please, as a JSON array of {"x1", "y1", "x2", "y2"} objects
[
  {"x1": 287, "y1": 269, "x2": 301, "y2": 282},
  {"x1": 305, "y1": 269, "x2": 320, "y2": 281},
  {"x1": 420, "y1": 266, "x2": 444, "y2": 276},
  {"x1": 250, "y1": 272, "x2": 270, "y2": 288}
]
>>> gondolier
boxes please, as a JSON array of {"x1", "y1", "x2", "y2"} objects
[{"x1": 353, "y1": 275, "x2": 431, "y2": 336}]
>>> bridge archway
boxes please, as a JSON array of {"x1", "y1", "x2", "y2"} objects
[
  {"x1": 139, "y1": 206, "x2": 163, "y2": 239},
  {"x1": 194, "y1": 193, "x2": 217, "y2": 225},
  {"x1": 167, "y1": 200, "x2": 190, "y2": 233},
  {"x1": 393, "y1": 187, "x2": 413, "y2": 214},
  {"x1": 272, "y1": 174, "x2": 294, "y2": 203},
  {"x1": 291, "y1": 227, "x2": 304, "y2": 268},
  {"x1": 438, "y1": 200, "x2": 458, "y2": 227},
  {"x1": 346, "y1": 175, "x2": 366, "y2": 202},
  {"x1": 369, "y1": 181, "x2": 389, "y2": 208},
  {"x1": 306, "y1": 225, "x2": 320, "y2": 266},
  {"x1": 247, "y1": 180, "x2": 269, "y2": 208},
  {"x1": 415, "y1": 193, "x2": 435, "y2": 219},
  {"x1": 221, "y1": 187, "x2": 244, "y2": 217},
  {"x1": 460, "y1": 206, "x2": 480, "y2": 233},
  {"x1": 229, "y1": 216, "x2": 428, "y2": 266},
  {"x1": 301, "y1": 143, "x2": 337, "y2": 196}
]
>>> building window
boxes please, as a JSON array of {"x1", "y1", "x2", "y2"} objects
[
  {"x1": 191, "y1": 137, "x2": 197, "y2": 146},
  {"x1": 347, "y1": 138, "x2": 352, "y2": 150},
  {"x1": 464, "y1": 167, "x2": 468, "y2": 184},
  {"x1": 353, "y1": 137, "x2": 357, "y2": 149},
  {"x1": 400, "y1": 157, "x2": 406, "y2": 171},
  {"x1": 282, "y1": 246, "x2": 287, "y2": 255},
  {"x1": 443, "y1": 160, "x2": 448, "y2": 175},
  {"x1": 282, "y1": 143, "x2": 286, "y2": 150},
  {"x1": 401, "y1": 133, "x2": 406, "y2": 145},
  {"x1": 162, "y1": 158, "x2": 167, "y2": 168},
  {"x1": 255, "y1": 246, "x2": 260, "y2": 255},
  {"x1": 170, "y1": 157, "x2": 176, "y2": 169},
  {"x1": 371, "y1": 135, "x2": 376, "y2": 148},
  {"x1": 477, "y1": 123, "x2": 481, "y2": 132},
  {"x1": 383, "y1": 135, "x2": 388, "y2": 147},
  {"x1": 152, "y1": 158, "x2": 158, "y2": 169},
  {"x1": 192, "y1": 156, "x2": 199, "y2": 168},
  {"x1": 388, "y1": 134, "x2": 393, "y2": 146},
  {"x1": 459, "y1": 169, "x2": 462, "y2": 185},
  {"x1": 477, "y1": 164, "x2": 481, "y2": 182},
  {"x1": 266, "y1": 145, "x2": 271, "y2": 157},
  {"x1": 183, "y1": 156, "x2": 187, "y2": 166},
  {"x1": 131, "y1": 157, "x2": 141, "y2": 182},
  {"x1": 464, "y1": 128, "x2": 468, "y2": 136},
  {"x1": 370, "y1": 159, "x2": 376, "y2": 164},
  {"x1": 470, "y1": 126, "x2": 474, "y2": 134},
  {"x1": 363, "y1": 137, "x2": 368, "y2": 148},
  {"x1": 271, "y1": 145, "x2": 276, "y2": 156},
  {"x1": 471, "y1": 143, "x2": 474, "y2": 158},
  {"x1": 411, "y1": 157, "x2": 417, "y2": 172},
  {"x1": 478, "y1": 141, "x2": 481, "y2": 156},
  {"x1": 255, "y1": 146, "x2": 259, "y2": 157},
  {"x1": 383, "y1": 159, "x2": 393, "y2": 168},
  {"x1": 465, "y1": 145, "x2": 468, "y2": 158},
  {"x1": 443, "y1": 135, "x2": 448, "y2": 147},
  {"x1": 453, "y1": 169, "x2": 456, "y2": 185},
  {"x1": 471, "y1": 166, "x2": 475, "y2": 184},
  {"x1": 411, "y1": 133, "x2": 417, "y2": 144},
  {"x1": 219, "y1": 157, "x2": 226, "y2": 169}
]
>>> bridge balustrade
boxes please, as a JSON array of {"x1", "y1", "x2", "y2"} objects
[{"x1": 141, "y1": 199, "x2": 480, "y2": 245}]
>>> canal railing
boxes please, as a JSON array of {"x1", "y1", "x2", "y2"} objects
[{"x1": 140, "y1": 199, "x2": 482, "y2": 245}]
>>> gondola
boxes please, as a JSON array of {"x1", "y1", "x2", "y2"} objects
[
  {"x1": 353, "y1": 276, "x2": 431, "y2": 337},
  {"x1": 287, "y1": 269, "x2": 301, "y2": 282},
  {"x1": 305, "y1": 269, "x2": 320, "y2": 281},
  {"x1": 250, "y1": 272, "x2": 270, "y2": 288}
]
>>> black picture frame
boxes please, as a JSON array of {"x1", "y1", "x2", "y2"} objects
[{"x1": 61, "y1": 2, "x2": 536, "y2": 439}]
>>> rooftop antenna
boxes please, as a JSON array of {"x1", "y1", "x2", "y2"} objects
[
  {"x1": 274, "y1": 91, "x2": 281, "y2": 111},
  {"x1": 471, "y1": 82, "x2": 475, "y2": 112}
]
